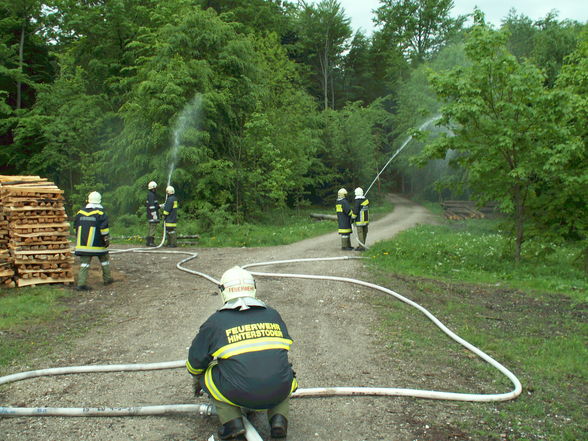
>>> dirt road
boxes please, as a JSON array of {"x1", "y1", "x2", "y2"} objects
[{"x1": 1, "y1": 195, "x2": 462, "y2": 441}]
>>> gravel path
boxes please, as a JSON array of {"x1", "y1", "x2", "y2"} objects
[{"x1": 1, "y1": 195, "x2": 449, "y2": 441}]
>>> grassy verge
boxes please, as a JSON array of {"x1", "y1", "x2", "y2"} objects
[
  {"x1": 110, "y1": 199, "x2": 394, "y2": 247},
  {"x1": 0, "y1": 286, "x2": 73, "y2": 367},
  {"x1": 365, "y1": 218, "x2": 587, "y2": 440}
]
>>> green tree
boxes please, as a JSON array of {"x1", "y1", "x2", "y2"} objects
[
  {"x1": 418, "y1": 14, "x2": 577, "y2": 261},
  {"x1": 374, "y1": 0, "x2": 464, "y2": 64},
  {"x1": 541, "y1": 32, "x2": 588, "y2": 270},
  {"x1": 315, "y1": 101, "x2": 387, "y2": 200},
  {"x1": 294, "y1": 0, "x2": 352, "y2": 109}
]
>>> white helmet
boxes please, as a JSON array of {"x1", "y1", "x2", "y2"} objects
[
  {"x1": 88, "y1": 191, "x2": 102, "y2": 204},
  {"x1": 354, "y1": 187, "x2": 364, "y2": 197},
  {"x1": 166, "y1": 185, "x2": 175, "y2": 195},
  {"x1": 148, "y1": 181, "x2": 157, "y2": 190},
  {"x1": 337, "y1": 188, "x2": 347, "y2": 198},
  {"x1": 219, "y1": 266, "x2": 256, "y2": 303}
]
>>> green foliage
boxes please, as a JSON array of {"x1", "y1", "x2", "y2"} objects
[
  {"x1": 418, "y1": 18, "x2": 582, "y2": 261},
  {"x1": 293, "y1": 0, "x2": 353, "y2": 109},
  {"x1": 502, "y1": 10, "x2": 585, "y2": 87},
  {"x1": 374, "y1": 0, "x2": 465, "y2": 64}
]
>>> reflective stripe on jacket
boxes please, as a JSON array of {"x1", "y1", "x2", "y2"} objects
[
  {"x1": 352, "y1": 197, "x2": 369, "y2": 226},
  {"x1": 336, "y1": 197, "x2": 352, "y2": 234},
  {"x1": 162, "y1": 195, "x2": 178, "y2": 227},
  {"x1": 186, "y1": 305, "x2": 297, "y2": 410},
  {"x1": 74, "y1": 206, "x2": 109, "y2": 256}
]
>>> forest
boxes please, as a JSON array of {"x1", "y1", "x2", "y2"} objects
[{"x1": 1, "y1": 0, "x2": 587, "y2": 262}]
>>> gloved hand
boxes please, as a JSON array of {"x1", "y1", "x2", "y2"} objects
[
  {"x1": 193, "y1": 376, "x2": 203, "y2": 396},
  {"x1": 103, "y1": 235, "x2": 110, "y2": 248}
]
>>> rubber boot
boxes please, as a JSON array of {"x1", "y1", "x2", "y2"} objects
[
  {"x1": 168, "y1": 230, "x2": 177, "y2": 248},
  {"x1": 76, "y1": 256, "x2": 91, "y2": 290},
  {"x1": 218, "y1": 417, "x2": 245, "y2": 440},
  {"x1": 269, "y1": 414, "x2": 288, "y2": 438},
  {"x1": 341, "y1": 236, "x2": 353, "y2": 251},
  {"x1": 99, "y1": 254, "x2": 113, "y2": 285}
]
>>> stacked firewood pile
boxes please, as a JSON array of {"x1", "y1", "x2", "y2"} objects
[
  {"x1": 0, "y1": 175, "x2": 74, "y2": 288},
  {"x1": 441, "y1": 200, "x2": 486, "y2": 220}
]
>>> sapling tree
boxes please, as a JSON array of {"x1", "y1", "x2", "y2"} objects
[{"x1": 417, "y1": 12, "x2": 576, "y2": 262}]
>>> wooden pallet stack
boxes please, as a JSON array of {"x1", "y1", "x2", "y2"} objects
[
  {"x1": 0, "y1": 175, "x2": 74, "y2": 287},
  {"x1": 441, "y1": 200, "x2": 485, "y2": 220}
]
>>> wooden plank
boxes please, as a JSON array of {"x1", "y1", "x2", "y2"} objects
[
  {"x1": 13, "y1": 248, "x2": 73, "y2": 255},
  {"x1": 1, "y1": 186, "x2": 62, "y2": 194},
  {"x1": 17, "y1": 277, "x2": 74, "y2": 287}
]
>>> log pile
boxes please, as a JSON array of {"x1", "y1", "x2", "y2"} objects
[
  {"x1": 441, "y1": 200, "x2": 485, "y2": 220},
  {"x1": 0, "y1": 175, "x2": 74, "y2": 287}
]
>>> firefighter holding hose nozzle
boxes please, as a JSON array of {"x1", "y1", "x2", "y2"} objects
[
  {"x1": 162, "y1": 185, "x2": 178, "y2": 248},
  {"x1": 186, "y1": 266, "x2": 297, "y2": 439},
  {"x1": 351, "y1": 187, "x2": 369, "y2": 251}
]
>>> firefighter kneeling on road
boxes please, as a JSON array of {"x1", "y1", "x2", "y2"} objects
[{"x1": 186, "y1": 266, "x2": 297, "y2": 439}]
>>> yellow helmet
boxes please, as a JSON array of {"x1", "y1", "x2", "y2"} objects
[
  {"x1": 337, "y1": 188, "x2": 347, "y2": 198},
  {"x1": 219, "y1": 266, "x2": 256, "y2": 303},
  {"x1": 166, "y1": 185, "x2": 175, "y2": 195},
  {"x1": 354, "y1": 187, "x2": 364, "y2": 197},
  {"x1": 148, "y1": 181, "x2": 157, "y2": 190}
]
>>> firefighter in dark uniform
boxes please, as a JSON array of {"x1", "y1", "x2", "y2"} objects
[
  {"x1": 336, "y1": 188, "x2": 354, "y2": 250},
  {"x1": 145, "y1": 180, "x2": 160, "y2": 247},
  {"x1": 73, "y1": 191, "x2": 113, "y2": 291},
  {"x1": 162, "y1": 185, "x2": 178, "y2": 247},
  {"x1": 351, "y1": 187, "x2": 369, "y2": 251},
  {"x1": 186, "y1": 266, "x2": 297, "y2": 439}
]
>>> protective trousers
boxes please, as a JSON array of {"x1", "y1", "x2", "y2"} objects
[
  {"x1": 146, "y1": 222, "x2": 158, "y2": 246},
  {"x1": 212, "y1": 396, "x2": 289, "y2": 425},
  {"x1": 77, "y1": 254, "x2": 112, "y2": 287}
]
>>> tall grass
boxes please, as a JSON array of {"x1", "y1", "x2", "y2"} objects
[{"x1": 367, "y1": 220, "x2": 587, "y2": 303}]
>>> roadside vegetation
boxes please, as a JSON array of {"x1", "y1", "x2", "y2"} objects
[{"x1": 366, "y1": 218, "x2": 587, "y2": 441}]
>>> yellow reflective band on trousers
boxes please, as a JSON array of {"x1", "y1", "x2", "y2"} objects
[
  {"x1": 185, "y1": 359, "x2": 205, "y2": 375},
  {"x1": 212, "y1": 337, "x2": 292, "y2": 359},
  {"x1": 204, "y1": 362, "x2": 238, "y2": 406},
  {"x1": 290, "y1": 377, "x2": 299, "y2": 394}
]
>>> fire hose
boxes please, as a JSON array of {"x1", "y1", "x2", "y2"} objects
[{"x1": 0, "y1": 252, "x2": 521, "y2": 439}]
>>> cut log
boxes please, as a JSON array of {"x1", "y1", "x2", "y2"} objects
[{"x1": 309, "y1": 213, "x2": 337, "y2": 221}]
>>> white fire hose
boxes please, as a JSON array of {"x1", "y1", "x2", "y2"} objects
[{"x1": 0, "y1": 253, "x2": 521, "y2": 440}]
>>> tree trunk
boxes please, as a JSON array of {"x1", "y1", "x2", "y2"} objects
[
  {"x1": 17, "y1": 21, "x2": 25, "y2": 110},
  {"x1": 513, "y1": 186, "x2": 525, "y2": 263}
]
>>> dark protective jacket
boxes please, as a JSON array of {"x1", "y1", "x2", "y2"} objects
[
  {"x1": 352, "y1": 196, "x2": 370, "y2": 226},
  {"x1": 336, "y1": 197, "x2": 353, "y2": 234},
  {"x1": 74, "y1": 205, "x2": 110, "y2": 256},
  {"x1": 162, "y1": 195, "x2": 178, "y2": 228},
  {"x1": 146, "y1": 190, "x2": 160, "y2": 223},
  {"x1": 186, "y1": 304, "x2": 297, "y2": 410}
]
